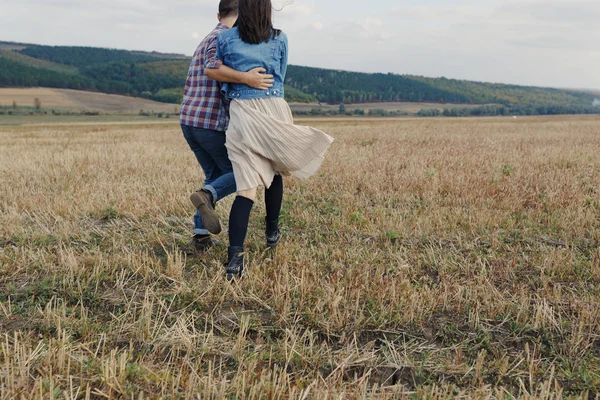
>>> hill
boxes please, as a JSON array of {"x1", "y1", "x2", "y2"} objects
[
  {"x1": 0, "y1": 88, "x2": 179, "y2": 113},
  {"x1": 1, "y1": 41, "x2": 599, "y2": 116},
  {"x1": 0, "y1": 49, "x2": 78, "y2": 74}
]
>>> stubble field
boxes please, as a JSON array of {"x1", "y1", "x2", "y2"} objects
[{"x1": 0, "y1": 116, "x2": 599, "y2": 398}]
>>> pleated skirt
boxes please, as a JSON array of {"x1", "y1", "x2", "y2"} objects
[{"x1": 225, "y1": 98, "x2": 334, "y2": 191}]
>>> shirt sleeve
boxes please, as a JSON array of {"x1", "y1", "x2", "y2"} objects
[{"x1": 204, "y1": 33, "x2": 223, "y2": 69}]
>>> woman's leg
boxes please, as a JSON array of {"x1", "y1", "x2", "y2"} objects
[
  {"x1": 226, "y1": 188, "x2": 257, "y2": 280},
  {"x1": 228, "y1": 190, "x2": 256, "y2": 249},
  {"x1": 264, "y1": 175, "x2": 283, "y2": 248}
]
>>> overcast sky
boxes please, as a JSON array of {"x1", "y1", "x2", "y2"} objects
[{"x1": 1, "y1": 0, "x2": 599, "y2": 89}]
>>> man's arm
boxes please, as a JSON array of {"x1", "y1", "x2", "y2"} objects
[{"x1": 206, "y1": 66, "x2": 274, "y2": 91}]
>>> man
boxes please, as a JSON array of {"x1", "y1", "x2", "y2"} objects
[{"x1": 180, "y1": 0, "x2": 274, "y2": 253}]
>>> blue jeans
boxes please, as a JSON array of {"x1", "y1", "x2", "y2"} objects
[{"x1": 181, "y1": 124, "x2": 237, "y2": 235}]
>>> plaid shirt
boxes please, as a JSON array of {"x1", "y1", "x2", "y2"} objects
[{"x1": 180, "y1": 23, "x2": 229, "y2": 131}]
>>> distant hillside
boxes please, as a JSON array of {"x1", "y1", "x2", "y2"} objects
[
  {"x1": 1, "y1": 41, "x2": 599, "y2": 116},
  {"x1": 0, "y1": 41, "x2": 29, "y2": 51},
  {"x1": 0, "y1": 87, "x2": 179, "y2": 113},
  {"x1": 0, "y1": 49, "x2": 78, "y2": 74},
  {"x1": 408, "y1": 75, "x2": 596, "y2": 107}
]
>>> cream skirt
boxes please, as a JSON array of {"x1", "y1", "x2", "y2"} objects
[{"x1": 225, "y1": 98, "x2": 334, "y2": 191}]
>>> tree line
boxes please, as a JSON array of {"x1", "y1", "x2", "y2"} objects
[
  {"x1": 286, "y1": 66, "x2": 597, "y2": 108},
  {"x1": 0, "y1": 44, "x2": 598, "y2": 115},
  {"x1": 19, "y1": 45, "x2": 159, "y2": 68},
  {"x1": 0, "y1": 58, "x2": 95, "y2": 89}
]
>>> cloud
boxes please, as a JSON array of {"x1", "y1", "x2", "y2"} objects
[
  {"x1": 0, "y1": 0, "x2": 598, "y2": 89},
  {"x1": 285, "y1": 0, "x2": 600, "y2": 88},
  {"x1": 274, "y1": 1, "x2": 315, "y2": 24},
  {"x1": 283, "y1": 3, "x2": 313, "y2": 16},
  {"x1": 389, "y1": 1, "x2": 600, "y2": 51},
  {"x1": 498, "y1": 0, "x2": 600, "y2": 26},
  {"x1": 316, "y1": 17, "x2": 393, "y2": 42}
]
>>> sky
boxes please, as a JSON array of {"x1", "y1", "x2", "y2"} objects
[{"x1": 1, "y1": 0, "x2": 599, "y2": 89}]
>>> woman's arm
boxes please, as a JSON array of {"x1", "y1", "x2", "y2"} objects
[
  {"x1": 280, "y1": 33, "x2": 289, "y2": 82},
  {"x1": 206, "y1": 66, "x2": 274, "y2": 90},
  {"x1": 206, "y1": 31, "x2": 273, "y2": 90}
]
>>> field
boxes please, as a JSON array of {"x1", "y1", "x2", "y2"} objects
[
  {"x1": 288, "y1": 102, "x2": 488, "y2": 114},
  {"x1": 1, "y1": 116, "x2": 599, "y2": 398},
  {"x1": 0, "y1": 88, "x2": 180, "y2": 114},
  {"x1": 0, "y1": 88, "x2": 490, "y2": 120},
  {"x1": 0, "y1": 114, "x2": 177, "y2": 126}
]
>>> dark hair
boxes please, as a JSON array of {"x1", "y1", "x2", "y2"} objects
[
  {"x1": 219, "y1": 0, "x2": 238, "y2": 19},
  {"x1": 236, "y1": 0, "x2": 281, "y2": 44}
]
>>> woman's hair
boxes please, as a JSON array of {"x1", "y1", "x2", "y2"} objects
[
  {"x1": 236, "y1": 0, "x2": 281, "y2": 44},
  {"x1": 219, "y1": 0, "x2": 238, "y2": 19}
]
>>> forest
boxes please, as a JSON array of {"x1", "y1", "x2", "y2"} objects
[{"x1": 1, "y1": 43, "x2": 598, "y2": 115}]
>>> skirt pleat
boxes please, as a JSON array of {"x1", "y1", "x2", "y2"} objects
[{"x1": 225, "y1": 98, "x2": 334, "y2": 191}]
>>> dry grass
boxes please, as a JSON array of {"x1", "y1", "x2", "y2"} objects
[
  {"x1": 0, "y1": 88, "x2": 179, "y2": 113},
  {"x1": 0, "y1": 88, "x2": 79, "y2": 109},
  {"x1": 1, "y1": 116, "x2": 599, "y2": 398}
]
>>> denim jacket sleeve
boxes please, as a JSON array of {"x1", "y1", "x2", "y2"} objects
[{"x1": 280, "y1": 33, "x2": 288, "y2": 81}]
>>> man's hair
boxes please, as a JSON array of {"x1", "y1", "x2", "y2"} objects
[
  {"x1": 236, "y1": 0, "x2": 281, "y2": 44},
  {"x1": 219, "y1": 0, "x2": 238, "y2": 19}
]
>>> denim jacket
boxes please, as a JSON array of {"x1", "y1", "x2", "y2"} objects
[{"x1": 216, "y1": 27, "x2": 288, "y2": 100}]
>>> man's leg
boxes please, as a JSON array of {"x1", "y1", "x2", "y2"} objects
[
  {"x1": 183, "y1": 125, "x2": 237, "y2": 235},
  {"x1": 188, "y1": 127, "x2": 236, "y2": 235},
  {"x1": 181, "y1": 125, "x2": 221, "y2": 243},
  {"x1": 195, "y1": 128, "x2": 236, "y2": 202}
]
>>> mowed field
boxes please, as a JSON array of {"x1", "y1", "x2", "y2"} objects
[
  {"x1": 288, "y1": 102, "x2": 487, "y2": 114},
  {"x1": 1, "y1": 117, "x2": 599, "y2": 398},
  {"x1": 0, "y1": 88, "x2": 179, "y2": 113},
  {"x1": 0, "y1": 87, "x2": 486, "y2": 118}
]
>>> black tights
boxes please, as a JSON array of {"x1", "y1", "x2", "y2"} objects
[
  {"x1": 265, "y1": 174, "x2": 283, "y2": 234},
  {"x1": 228, "y1": 175, "x2": 283, "y2": 249}
]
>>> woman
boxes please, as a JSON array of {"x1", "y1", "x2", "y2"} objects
[{"x1": 211, "y1": 0, "x2": 334, "y2": 280}]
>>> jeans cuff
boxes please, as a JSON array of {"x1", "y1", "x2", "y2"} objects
[
  {"x1": 193, "y1": 228, "x2": 210, "y2": 236},
  {"x1": 202, "y1": 185, "x2": 218, "y2": 203}
]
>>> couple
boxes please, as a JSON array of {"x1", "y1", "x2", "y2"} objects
[{"x1": 180, "y1": 0, "x2": 333, "y2": 280}]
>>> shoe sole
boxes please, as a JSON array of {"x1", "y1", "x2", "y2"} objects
[
  {"x1": 226, "y1": 272, "x2": 241, "y2": 281},
  {"x1": 190, "y1": 193, "x2": 222, "y2": 235},
  {"x1": 266, "y1": 233, "x2": 281, "y2": 250},
  {"x1": 226, "y1": 268, "x2": 244, "y2": 281}
]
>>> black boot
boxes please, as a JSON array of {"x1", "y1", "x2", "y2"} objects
[
  {"x1": 226, "y1": 246, "x2": 244, "y2": 281},
  {"x1": 266, "y1": 217, "x2": 281, "y2": 249}
]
